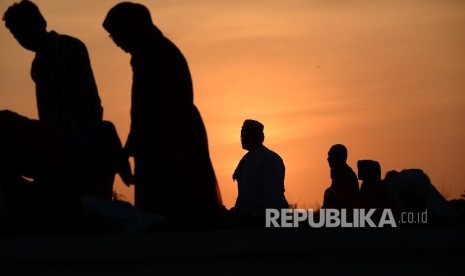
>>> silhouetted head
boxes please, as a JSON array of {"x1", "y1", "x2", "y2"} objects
[
  {"x1": 240, "y1": 119, "x2": 265, "y2": 151},
  {"x1": 357, "y1": 160, "x2": 381, "y2": 182},
  {"x1": 103, "y1": 2, "x2": 162, "y2": 53},
  {"x1": 327, "y1": 144, "x2": 348, "y2": 169},
  {"x1": 3, "y1": 0, "x2": 47, "y2": 52},
  {"x1": 383, "y1": 170, "x2": 399, "y2": 184}
]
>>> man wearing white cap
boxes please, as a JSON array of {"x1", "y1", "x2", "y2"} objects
[{"x1": 232, "y1": 119, "x2": 289, "y2": 225}]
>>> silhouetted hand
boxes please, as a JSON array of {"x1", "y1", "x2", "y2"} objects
[
  {"x1": 124, "y1": 134, "x2": 135, "y2": 157},
  {"x1": 119, "y1": 167, "x2": 134, "y2": 187},
  {"x1": 118, "y1": 152, "x2": 134, "y2": 187},
  {"x1": 120, "y1": 170, "x2": 134, "y2": 187}
]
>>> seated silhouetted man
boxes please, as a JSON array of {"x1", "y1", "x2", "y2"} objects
[
  {"x1": 232, "y1": 120, "x2": 289, "y2": 226},
  {"x1": 357, "y1": 159, "x2": 386, "y2": 209},
  {"x1": 2, "y1": 0, "x2": 130, "y2": 226},
  {"x1": 102, "y1": 2, "x2": 223, "y2": 227},
  {"x1": 322, "y1": 144, "x2": 359, "y2": 209}
]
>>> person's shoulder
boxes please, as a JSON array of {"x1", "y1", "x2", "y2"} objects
[
  {"x1": 160, "y1": 36, "x2": 187, "y2": 60},
  {"x1": 51, "y1": 31, "x2": 87, "y2": 51},
  {"x1": 336, "y1": 164, "x2": 356, "y2": 178},
  {"x1": 344, "y1": 164, "x2": 359, "y2": 180},
  {"x1": 344, "y1": 163, "x2": 356, "y2": 173},
  {"x1": 161, "y1": 36, "x2": 179, "y2": 50},
  {"x1": 261, "y1": 146, "x2": 284, "y2": 164}
]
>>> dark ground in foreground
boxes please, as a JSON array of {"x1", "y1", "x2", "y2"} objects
[{"x1": 1, "y1": 226, "x2": 464, "y2": 276}]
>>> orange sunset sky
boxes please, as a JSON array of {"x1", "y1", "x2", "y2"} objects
[{"x1": 1, "y1": 0, "x2": 464, "y2": 209}]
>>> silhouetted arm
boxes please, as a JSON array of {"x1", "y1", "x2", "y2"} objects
[
  {"x1": 262, "y1": 156, "x2": 288, "y2": 209},
  {"x1": 118, "y1": 155, "x2": 134, "y2": 186},
  {"x1": 121, "y1": 132, "x2": 135, "y2": 185},
  {"x1": 124, "y1": 131, "x2": 135, "y2": 157}
]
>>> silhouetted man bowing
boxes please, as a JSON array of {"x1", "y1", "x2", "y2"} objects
[
  {"x1": 4, "y1": 0, "x2": 103, "y2": 132},
  {"x1": 232, "y1": 120, "x2": 288, "y2": 225},
  {"x1": 2, "y1": 0, "x2": 130, "y2": 233},
  {"x1": 103, "y1": 2, "x2": 223, "y2": 227},
  {"x1": 3, "y1": 0, "x2": 129, "y2": 199}
]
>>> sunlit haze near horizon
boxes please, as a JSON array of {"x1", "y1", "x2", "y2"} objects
[{"x1": 1, "y1": 0, "x2": 464, "y2": 208}]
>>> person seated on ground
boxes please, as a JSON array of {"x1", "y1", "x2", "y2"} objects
[
  {"x1": 383, "y1": 169, "x2": 459, "y2": 224},
  {"x1": 0, "y1": 110, "x2": 79, "y2": 234},
  {"x1": 230, "y1": 119, "x2": 289, "y2": 227},
  {"x1": 357, "y1": 159, "x2": 387, "y2": 209},
  {"x1": 0, "y1": 110, "x2": 131, "y2": 234},
  {"x1": 322, "y1": 144, "x2": 359, "y2": 209}
]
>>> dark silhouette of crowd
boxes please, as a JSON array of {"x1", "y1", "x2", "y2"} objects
[
  {"x1": 321, "y1": 144, "x2": 459, "y2": 225},
  {"x1": 0, "y1": 1, "x2": 462, "y2": 235}
]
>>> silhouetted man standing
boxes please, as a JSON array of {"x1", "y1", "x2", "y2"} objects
[
  {"x1": 103, "y1": 2, "x2": 223, "y2": 227},
  {"x1": 232, "y1": 120, "x2": 288, "y2": 225},
  {"x1": 322, "y1": 144, "x2": 359, "y2": 209}
]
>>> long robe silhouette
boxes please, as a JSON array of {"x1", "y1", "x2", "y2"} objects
[{"x1": 103, "y1": 3, "x2": 223, "y2": 226}]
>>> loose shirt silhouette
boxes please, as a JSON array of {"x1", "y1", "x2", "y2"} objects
[
  {"x1": 32, "y1": 31, "x2": 103, "y2": 132},
  {"x1": 29, "y1": 31, "x2": 124, "y2": 198},
  {"x1": 234, "y1": 145, "x2": 288, "y2": 219}
]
